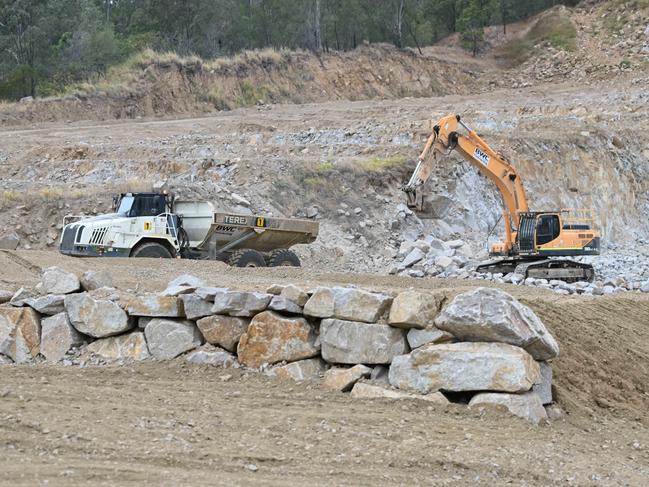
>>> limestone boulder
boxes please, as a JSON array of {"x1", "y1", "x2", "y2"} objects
[
  {"x1": 80, "y1": 270, "x2": 113, "y2": 291},
  {"x1": 435, "y1": 287, "x2": 560, "y2": 360},
  {"x1": 185, "y1": 344, "x2": 239, "y2": 368},
  {"x1": 388, "y1": 291, "x2": 445, "y2": 329},
  {"x1": 389, "y1": 342, "x2": 540, "y2": 394},
  {"x1": 323, "y1": 365, "x2": 372, "y2": 391},
  {"x1": 406, "y1": 327, "x2": 454, "y2": 349},
  {"x1": 0, "y1": 232, "x2": 20, "y2": 250},
  {"x1": 167, "y1": 274, "x2": 207, "y2": 289},
  {"x1": 181, "y1": 294, "x2": 215, "y2": 320},
  {"x1": 0, "y1": 354, "x2": 12, "y2": 364},
  {"x1": 533, "y1": 361, "x2": 553, "y2": 405},
  {"x1": 212, "y1": 291, "x2": 272, "y2": 317},
  {"x1": 9, "y1": 287, "x2": 37, "y2": 307},
  {"x1": 237, "y1": 311, "x2": 319, "y2": 368},
  {"x1": 350, "y1": 382, "x2": 449, "y2": 404},
  {"x1": 268, "y1": 358, "x2": 328, "y2": 382},
  {"x1": 41, "y1": 312, "x2": 85, "y2": 362},
  {"x1": 196, "y1": 315, "x2": 250, "y2": 352},
  {"x1": 160, "y1": 285, "x2": 196, "y2": 297},
  {"x1": 267, "y1": 296, "x2": 302, "y2": 314},
  {"x1": 41, "y1": 267, "x2": 80, "y2": 294},
  {"x1": 87, "y1": 332, "x2": 151, "y2": 361},
  {"x1": 195, "y1": 287, "x2": 229, "y2": 301},
  {"x1": 320, "y1": 319, "x2": 408, "y2": 365},
  {"x1": 304, "y1": 287, "x2": 392, "y2": 323},
  {"x1": 65, "y1": 293, "x2": 133, "y2": 338},
  {"x1": 24, "y1": 294, "x2": 65, "y2": 315},
  {"x1": 0, "y1": 307, "x2": 41, "y2": 363},
  {"x1": 144, "y1": 319, "x2": 203, "y2": 360},
  {"x1": 469, "y1": 391, "x2": 548, "y2": 425},
  {"x1": 280, "y1": 285, "x2": 309, "y2": 306},
  {"x1": 124, "y1": 295, "x2": 184, "y2": 318}
]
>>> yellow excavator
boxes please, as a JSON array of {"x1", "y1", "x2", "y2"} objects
[{"x1": 402, "y1": 114, "x2": 600, "y2": 282}]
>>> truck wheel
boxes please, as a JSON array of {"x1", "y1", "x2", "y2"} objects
[
  {"x1": 228, "y1": 249, "x2": 267, "y2": 267},
  {"x1": 131, "y1": 242, "x2": 173, "y2": 258},
  {"x1": 268, "y1": 249, "x2": 301, "y2": 267}
]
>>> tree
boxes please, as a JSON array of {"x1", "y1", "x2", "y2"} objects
[{"x1": 459, "y1": 0, "x2": 487, "y2": 56}]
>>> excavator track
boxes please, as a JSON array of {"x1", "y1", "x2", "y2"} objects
[{"x1": 476, "y1": 258, "x2": 595, "y2": 283}]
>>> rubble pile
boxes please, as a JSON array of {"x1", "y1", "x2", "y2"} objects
[{"x1": 1, "y1": 267, "x2": 561, "y2": 424}]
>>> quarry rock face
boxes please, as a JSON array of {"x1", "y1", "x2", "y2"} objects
[
  {"x1": 41, "y1": 312, "x2": 85, "y2": 362},
  {"x1": 0, "y1": 307, "x2": 41, "y2": 363},
  {"x1": 469, "y1": 391, "x2": 548, "y2": 425},
  {"x1": 389, "y1": 342, "x2": 541, "y2": 394},
  {"x1": 304, "y1": 287, "x2": 392, "y2": 323},
  {"x1": 41, "y1": 267, "x2": 81, "y2": 295},
  {"x1": 196, "y1": 315, "x2": 249, "y2": 352},
  {"x1": 350, "y1": 382, "x2": 449, "y2": 404},
  {"x1": 124, "y1": 295, "x2": 184, "y2": 318},
  {"x1": 87, "y1": 332, "x2": 151, "y2": 361},
  {"x1": 144, "y1": 319, "x2": 203, "y2": 360},
  {"x1": 435, "y1": 287, "x2": 560, "y2": 360},
  {"x1": 388, "y1": 291, "x2": 445, "y2": 329},
  {"x1": 65, "y1": 293, "x2": 133, "y2": 338},
  {"x1": 268, "y1": 358, "x2": 328, "y2": 382},
  {"x1": 320, "y1": 318, "x2": 408, "y2": 365},
  {"x1": 211, "y1": 291, "x2": 272, "y2": 317},
  {"x1": 237, "y1": 311, "x2": 319, "y2": 368},
  {"x1": 323, "y1": 364, "x2": 372, "y2": 391}
]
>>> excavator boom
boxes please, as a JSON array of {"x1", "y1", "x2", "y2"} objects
[{"x1": 402, "y1": 114, "x2": 600, "y2": 282}]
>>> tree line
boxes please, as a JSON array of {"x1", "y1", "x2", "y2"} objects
[{"x1": 0, "y1": 0, "x2": 580, "y2": 101}]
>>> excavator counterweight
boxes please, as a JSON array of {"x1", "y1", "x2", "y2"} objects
[{"x1": 402, "y1": 114, "x2": 600, "y2": 283}]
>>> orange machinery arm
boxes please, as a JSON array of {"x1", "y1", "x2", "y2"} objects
[{"x1": 403, "y1": 114, "x2": 529, "y2": 252}]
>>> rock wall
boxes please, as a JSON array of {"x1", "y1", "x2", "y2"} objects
[{"x1": 0, "y1": 267, "x2": 561, "y2": 424}]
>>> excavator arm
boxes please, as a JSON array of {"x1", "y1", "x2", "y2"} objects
[{"x1": 403, "y1": 114, "x2": 529, "y2": 253}]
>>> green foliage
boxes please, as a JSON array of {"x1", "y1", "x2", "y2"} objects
[
  {"x1": 0, "y1": 0, "x2": 587, "y2": 101},
  {"x1": 502, "y1": 10, "x2": 577, "y2": 65},
  {"x1": 361, "y1": 156, "x2": 408, "y2": 171}
]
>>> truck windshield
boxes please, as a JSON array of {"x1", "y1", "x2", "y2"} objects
[{"x1": 116, "y1": 196, "x2": 134, "y2": 215}]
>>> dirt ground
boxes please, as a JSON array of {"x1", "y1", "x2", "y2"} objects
[{"x1": 1, "y1": 250, "x2": 649, "y2": 486}]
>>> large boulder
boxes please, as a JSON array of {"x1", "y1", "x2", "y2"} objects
[
  {"x1": 181, "y1": 294, "x2": 215, "y2": 320},
  {"x1": 0, "y1": 307, "x2": 41, "y2": 363},
  {"x1": 196, "y1": 315, "x2": 250, "y2": 352},
  {"x1": 144, "y1": 319, "x2": 203, "y2": 360},
  {"x1": 24, "y1": 294, "x2": 65, "y2": 315},
  {"x1": 185, "y1": 344, "x2": 239, "y2": 368},
  {"x1": 40, "y1": 267, "x2": 80, "y2": 294},
  {"x1": 533, "y1": 361, "x2": 553, "y2": 405},
  {"x1": 350, "y1": 382, "x2": 449, "y2": 404},
  {"x1": 211, "y1": 291, "x2": 272, "y2": 317},
  {"x1": 87, "y1": 332, "x2": 151, "y2": 361},
  {"x1": 406, "y1": 327, "x2": 454, "y2": 349},
  {"x1": 469, "y1": 391, "x2": 548, "y2": 425},
  {"x1": 41, "y1": 312, "x2": 85, "y2": 362},
  {"x1": 389, "y1": 342, "x2": 540, "y2": 394},
  {"x1": 267, "y1": 358, "x2": 328, "y2": 382},
  {"x1": 195, "y1": 287, "x2": 229, "y2": 301},
  {"x1": 124, "y1": 295, "x2": 184, "y2": 318},
  {"x1": 237, "y1": 311, "x2": 319, "y2": 368},
  {"x1": 435, "y1": 287, "x2": 560, "y2": 360},
  {"x1": 267, "y1": 296, "x2": 302, "y2": 314},
  {"x1": 80, "y1": 270, "x2": 113, "y2": 291},
  {"x1": 320, "y1": 319, "x2": 408, "y2": 365},
  {"x1": 323, "y1": 365, "x2": 372, "y2": 391},
  {"x1": 304, "y1": 287, "x2": 392, "y2": 323},
  {"x1": 65, "y1": 293, "x2": 133, "y2": 338},
  {"x1": 9, "y1": 288, "x2": 37, "y2": 307},
  {"x1": 280, "y1": 285, "x2": 309, "y2": 306},
  {"x1": 388, "y1": 291, "x2": 445, "y2": 329}
]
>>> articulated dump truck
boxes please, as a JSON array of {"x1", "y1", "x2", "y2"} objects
[{"x1": 59, "y1": 192, "x2": 318, "y2": 267}]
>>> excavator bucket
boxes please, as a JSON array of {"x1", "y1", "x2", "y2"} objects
[{"x1": 405, "y1": 188, "x2": 425, "y2": 212}]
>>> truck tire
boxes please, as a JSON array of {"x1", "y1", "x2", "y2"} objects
[
  {"x1": 228, "y1": 249, "x2": 267, "y2": 267},
  {"x1": 131, "y1": 242, "x2": 173, "y2": 258},
  {"x1": 268, "y1": 249, "x2": 301, "y2": 267}
]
